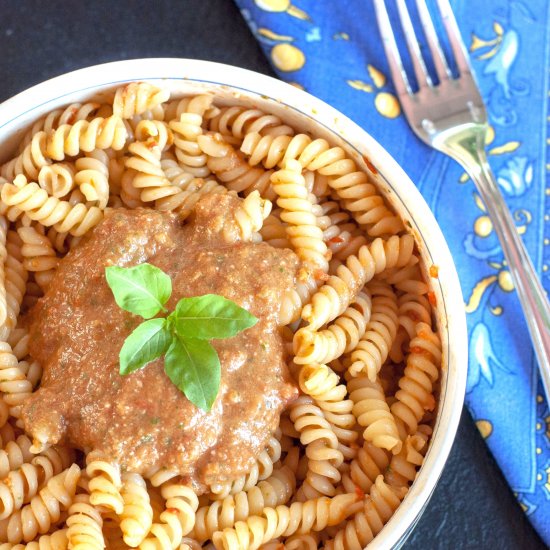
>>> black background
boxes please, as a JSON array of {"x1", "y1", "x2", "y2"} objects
[{"x1": 1, "y1": 1, "x2": 546, "y2": 548}]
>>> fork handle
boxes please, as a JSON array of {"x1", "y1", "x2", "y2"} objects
[{"x1": 452, "y1": 139, "x2": 550, "y2": 402}]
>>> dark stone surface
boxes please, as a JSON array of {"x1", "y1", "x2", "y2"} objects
[{"x1": 0, "y1": 0, "x2": 546, "y2": 548}]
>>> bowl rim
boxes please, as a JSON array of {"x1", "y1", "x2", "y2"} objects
[{"x1": 0, "y1": 58, "x2": 468, "y2": 549}]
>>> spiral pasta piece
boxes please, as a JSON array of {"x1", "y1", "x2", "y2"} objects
[
  {"x1": 347, "y1": 283, "x2": 398, "y2": 380},
  {"x1": 154, "y1": 178, "x2": 232, "y2": 220},
  {"x1": 74, "y1": 151, "x2": 110, "y2": 208},
  {"x1": 17, "y1": 226, "x2": 58, "y2": 292},
  {"x1": 37, "y1": 164, "x2": 76, "y2": 199},
  {"x1": 0, "y1": 435, "x2": 33, "y2": 479},
  {"x1": 209, "y1": 107, "x2": 293, "y2": 146},
  {"x1": 289, "y1": 397, "x2": 342, "y2": 499},
  {"x1": 7, "y1": 328, "x2": 29, "y2": 362},
  {"x1": 1, "y1": 132, "x2": 51, "y2": 182},
  {"x1": 293, "y1": 291, "x2": 371, "y2": 365},
  {"x1": 240, "y1": 133, "x2": 332, "y2": 174},
  {"x1": 170, "y1": 99, "x2": 212, "y2": 178},
  {"x1": 113, "y1": 83, "x2": 170, "y2": 119},
  {"x1": 119, "y1": 473, "x2": 153, "y2": 547},
  {"x1": 259, "y1": 212, "x2": 290, "y2": 249},
  {"x1": 347, "y1": 375, "x2": 401, "y2": 454},
  {"x1": 0, "y1": 217, "x2": 8, "y2": 329},
  {"x1": 161, "y1": 158, "x2": 194, "y2": 189},
  {"x1": 65, "y1": 493, "x2": 104, "y2": 550},
  {"x1": 1, "y1": 176, "x2": 103, "y2": 237},
  {"x1": 271, "y1": 160, "x2": 329, "y2": 273},
  {"x1": 0, "y1": 464, "x2": 80, "y2": 544},
  {"x1": 193, "y1": 466, "x2": 296, "y2": 543},
  {"x1": 45, "y1": 117, "x2": 128, "y2": 161},
  {"x1": 341, "y1": 442, "x2": 390, "y2": 495},
  {"x1": 397, "y1": 293, "x2": 432, "y2": 339},
  {"x1": 324, "y1": 476, "x2": 407, "y2": 550},
  {"x1": 301, "y1": 235, "x2": 414, "y2": 330},
  {"x1": 0, "y1": 342, "x2": 32, "y2": 419},
  {"x1": 164, "y1": 94, "x2": 218, "y2": 121},
  {"x1": 384, "y1": 426, "x2": 431, "y2": 490},
  {"x1": 139, "y1": 482, "x2": 198, "y2": 550},
  {"x1": 85, "y1": 457, "x2": 123, "y2": 515},
  {"x1": 0, "y1": 445, "x2": 76, "y2": 520},
  {"x1": 0, "y1": 528, "x2": 68, "y2": 550},
  {"x1": 18, "y1": 101, "x2": 101, "y2": 153},
  {"x1": 222, "y1": 191, "x2": 271, "y2": 244},
  {"x1": 323, "y1": 158, "x2": 404, "y2": 237},
  {"x1": 211, "y1": 493, "x2": 357, "y2": 550},
  {"x1": 209, "y1": 436, "x2": 282, "y2": 500},
  {"x1": 123, "y1": 120, "x2": 176, "y2": 203},
  {"x1": 3, "y1": 231, "x2": 27, "y2": 337},
  {"x1": 390, "y1": 322, "x2": 442, "y2": 435},
  {"x1": 297, "y1": 365, "x2": 355, "y2": 434},
  {"x1": 279, "y1": 273, "x2": 319, "y2": 326},
  {"x1": 198, "y1": 134, "x2": 275, "y2": 201}
]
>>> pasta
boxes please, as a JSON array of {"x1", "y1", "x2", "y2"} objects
[
  {"x1": 192, "y1": 467, "x2": 296, "y2": 542},
  {"x1": 65, "y1": 493, "x2": 104, "y2": 550},
  {"x1": 293, "y1": 291, "x2": 372, "y2": 365},
  {"x1": 113, "y1": 82, "x2": 170, "y2": 119},
  {"x1": 1, "y1": 176, "x2": 103, "y2": 237},
  {"x1": 0, "y1": 82, "x2": 444, "y2": 550},
  {"x1": 0, "y1": 464, "x2": 80, "y2": 544},
  {"x1": 347, "y1": 282, "x2": 398, "y2": 380},
  {"x1": 211, "y1": 493, "x2": 357, "y2": 550},
  {"x1": 119, "y1": 473, "x2": 152, "y2": 547}
]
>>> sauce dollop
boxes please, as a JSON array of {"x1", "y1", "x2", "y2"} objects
[{"x1": 22, "y1": 194, "x2": 299, "y2": 492}]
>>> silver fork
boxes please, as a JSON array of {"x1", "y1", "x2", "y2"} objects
[{"x1": 374, "y1": 0, "x2": 550, "y2": 402}]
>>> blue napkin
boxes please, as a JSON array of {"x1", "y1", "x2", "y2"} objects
[{"x1": 235, "y1": 0, "x2": 550, "y2": 542}]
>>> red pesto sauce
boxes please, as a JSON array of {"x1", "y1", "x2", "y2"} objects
[{"x1": 21, "y1": 194, "x2": 299, "y2": 492}]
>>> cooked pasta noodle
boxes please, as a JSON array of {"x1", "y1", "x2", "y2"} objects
[
  {"x1": 347, "y1": 283, "x2": 398, "y2": 380},
  {"x1": 1, "y1": 176, "x2": 103, "y2": 237},
  {"x1": 17, "y1": 226, "x2": 58, "y2": 292},
  {"x1": 223, "y1": 191, "x2": 271, "y2": 244},
  {"x1": 390, "y1": 323, "x2": 441, "y2": 435},
  {"x1": 113, "y1": 83, "x2": 170, "y2": 119},
  {"x1": 324, "y1": 476, "x2": 407, "y2": 550},
  {"x1": 139, "y1": 482, "x2": 198, "y2": 550},
  {"x1": 289, "y1": 397, "x2": 342, "y2": 499},
  {"x1": 301, "y1": 235, "x2": 414, "y2": 330},
  {"x1": 347, "y1": 376, "x2": 401, "y2": 454},
  {"x1": 119, "y1": 473, "x2": 152, "y2": 547},
  {"x1": 193, "y1": 467, "x2": 296, "y2": 543},
  {"x1": 293, "y1": 291, "x2": 371, "y2": 365},
  {"x1": 18, "y1": 102, "x2": 101, "y2": 152},
  {"x1": 208, "y1": 107, "x2": 293, "y2": 146},
  {"x1": 85, "y1": 457, "x2": 124, "y2": 516},
  {"x1": 45, "y1": 117, "x2": 127, "y2": 161},
  {"x1": 199, "y1": 134, "x2": 275, "y2": 201},
  {"x1": 0, "y1": 464, "x2": 80, "y2": 544},
  {"x1": 211, "y1": 493, "x2": 356, "y2": 550},
  {"x1": 65, "y1": 493, "x2": 104, "y2": 550},
  {"x1": 0, "y1": 83, "x2": 444, "y2": 550},
  {"x1": 271, "y1": 160, "x2": 329, "y2": 274},
  {"x1": 37, "y1": 164, "x2": 76, "y2": 199},
  {"x1": 0, "y1": 528, "x2": 68, "y2": 550},
  {"x1": 74, "y1": 151, "x2": 110, "y2": 208}
]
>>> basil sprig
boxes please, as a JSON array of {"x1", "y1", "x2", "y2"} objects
[{"x1": 105, "y1": 263, "x2": 258, "y2": 410}]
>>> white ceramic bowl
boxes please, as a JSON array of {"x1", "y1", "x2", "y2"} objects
[{"x1": 0, "y1": 59, "x2": 467, "y2": 549}]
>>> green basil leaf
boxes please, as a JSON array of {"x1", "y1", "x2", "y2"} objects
[
  {"x1": 119, "y1": 318, "x2": 172, "y2": 375},
  {"x1": 106, "y1": 263, "x2": 172, "y2": 319},
  {"x1": 164, "y1": 336, "x2": 221, "y2": 411},
  {"x1": 168, "y1": 294, "x2": 258, "y2": 340}
]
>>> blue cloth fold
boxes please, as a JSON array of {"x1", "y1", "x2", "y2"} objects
[{"x1": 235, "y1": 0, "x2": 550, "y2": 542}]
